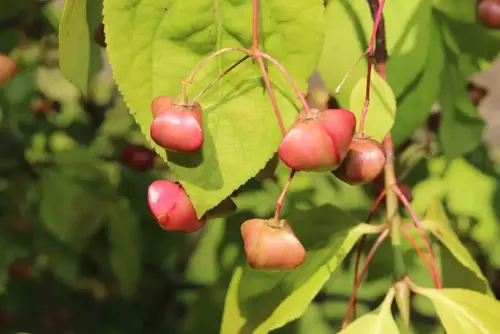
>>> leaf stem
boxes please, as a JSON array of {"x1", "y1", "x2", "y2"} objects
[
  {"x1": 192, "y1": 55, "x2": 250, "y2": 103},
  {"x1": 257, "y1": 50, "x2": 312, "y2": 115},
  {"x1": 274, "y1": 170, "x2": 296, "y2": 220},
  {"x1": 401, "y1": 225, "x2": 440, "y2": 288},
  {"x1": 181, "y1": 47, "x2": 251, "y2": 103},
  {"x1": 393, "y1": 184, "x2": 442, "y2": 288},
  {"x1": 256, "y1": 56, "x2": 287, "y2": 135},
  {"x1": 343, "y1": 228, "x2": 390, "y2": 329}
]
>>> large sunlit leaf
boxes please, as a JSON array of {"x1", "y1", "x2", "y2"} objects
[
  {"x1": 221, "y1": 204, "x2": 379, "y2": 334},
  {"x1": 103, "y1": 0, "x2": 325, "y2": 217},
  {"x1": 415, "y1": 287, "x2": 500, "y2": 333},
  {"x1": 339, "y1": 287, "x2": 399, "y2": 334},
  {"x1": 422, "y1": 199, "x2": 492, "y2": 295},
  {"x1": 59, "y1": 0, "x2": 102, "y2": 94}
]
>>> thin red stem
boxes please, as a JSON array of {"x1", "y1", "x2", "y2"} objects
[
  {"x1": 256, "y1": 56, "x2": 286, "y2": 135},
  {"x1": 358, "y1": 0, "x2": 385, "y2": 137},
  {"x1": 181, "y1": 47, "x2": 251, "y2": 103},
  {"x1": 367, "y1": 189, "x2": 387, "y2": 224},
  {"x1": 257, "y1": 51, "x2": 312, "y2": 115},
  {"x1": 401, "y1": 226, "x2": 439, "y2": 288},
  {"x1": 342, "y1": 229, "x2": 389, "y2": 329},
  {"x1": 392, "y1": 184, "x2": 442, "y2": 289},
  {"x1": 252, "y1": 0, "x2": 259, "y2": 50},
  {"x1": 274, "y1": 170, "x2": 296, "y2": 220},
  {"x1": 192, "y1": 55, "x2": 250, "y2": 103},
  {"x1": 335, "y1": 52, "x2": 367, "y2": 95},
  {"x1": 352, "y1": 235, "x2": 366, "y2": 321},
  {"x1": 351, "y1": 188, "x2": 386, "y2": 320}
]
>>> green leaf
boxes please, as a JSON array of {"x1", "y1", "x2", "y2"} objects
[
  {"x1": 391, "y1": 14, "x2": 444, "y2": 146},
  {"x1": 108, "y1": 197, "x2": 141, "y2": 298},
  {"x1": 349, "y1": 75, "x2": 396, "y2": 141},
  {"x1": 39, "y1": 169, "x2": 107, "y2": 251},
  {"x1": 415, "y1": 287, "x2": 500, "y2": 333},
  {"x1": 185, "y1": 219, "x2": 225, "y2": 285},
  {"x1": 103, "y1": 0, "x2": 325, "y2": 217},
  {"x1": 59, "y1": 0, "x2": 102, "y2": 95},
  {"x1": 221, "y1": 204, "x2": 378, "y2": 334},
  {"x1": 444, "y1": 158, "x2": 499, "y2": 250},
  {"x1": 339, "y1": 287, "x2": 399, "y2": 334},
  {"x1": 422, "y1": 199, "x2": 492, "y2": 295},
  {"x1": 436, "y1": 11, "x2": 500, "y2": 64},
  {"x1": 432, "y1": 0, "x2": 476, "y2": 23},
  {"x1": 385, "y1": 0, "x2": 432, "y2": 98},
  {"x1": 318, "y1": 0, "x2": 430, "y2": 107},
  {"x1": 438, "y1": 59, "x2": 485, "y2": 160}
]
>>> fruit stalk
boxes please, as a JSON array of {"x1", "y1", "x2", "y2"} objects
[
  {"x1": 359, "y1": 0, "x2": 385, "y2": 137},
  {"x1": 256, "y1": 56, "x2": 287, "y2": 135},
  {"x1": 257, "y1": 50, "x2": 312, "y2": 115},
  {"x1": 192, "y1": 55, "x2": 250, "y2": 103},
  {"x1": 274, "y1": 170, "x2": 296, "y2": 219},
  {"x1": 181, "y1": 47, "x2": 251, "y2": 103}
]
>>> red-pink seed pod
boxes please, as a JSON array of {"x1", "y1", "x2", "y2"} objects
[
  {"x1": 150, "y1": 101, "x2": 204, "y2": 153},
  {"x1": 147, "y1": 180, "x2": 205, "y2": 233},
  {"x1": 278, "y1": 108, "x2": 356, "y2": 172},
  {"x1": 241, "y1": 218, "x2": 306, "y2": 270},
  {"x1": 333, "y1": 137, "x2": 386, "y2": 186}
]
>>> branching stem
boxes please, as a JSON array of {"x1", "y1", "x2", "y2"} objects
[
  {"x1": 181, "y1": 47, "x2": 251, "y2": 103},
  {"x1": 192, "y1": 55, "x2": 250, "y2": 103},
  {"x1": 342, "y1": 229, "x2": 389, "y2": 329},
  {"x1": 257, "y1": 51, "x2": 312, "y2": 115},
  {"x1": 393, "y1": 185, "x2": 442, "y2": 288},
  {"x1": 401, "y1": 225, "x2": 440, "y2": 288}
]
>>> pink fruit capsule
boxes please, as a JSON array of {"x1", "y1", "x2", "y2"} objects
[
  {"x1": 150, "y1": 99, "x2": 204, "y2": 153},
  {"x1": 147, "y1": 180, "x2": 205, "y2": 233},
  {"x1": 278, "y1": 108, "x2": 356, "y2": 172}
]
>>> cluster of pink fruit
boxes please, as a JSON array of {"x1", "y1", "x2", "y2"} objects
[{"x1": 146, "y1": 95, "x2": 387, "y2": 270}]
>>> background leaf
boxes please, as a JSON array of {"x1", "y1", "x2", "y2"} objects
[
  {"x1": 39, "y1": 169, "x2": 107, "y2": 251},
  {"x1": 103, "y1": 0, "x2": 325, "y2": 217},
  {"x1": 422, "y1": 199, "x2": 492, "y2": 295},
  {"x1": 390, "y1": 13, "x2": 444, "y2": 146},
  {"x1": 59, "y1": 0, "x2": 102, "y2": 94},
  {"x1": 108, "y1": 196, "x2": 141, "y2": 298}
]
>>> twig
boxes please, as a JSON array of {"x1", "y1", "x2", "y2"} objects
[{"x1": 342, "y1": 229, "x2": 390, "y2": 329}]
